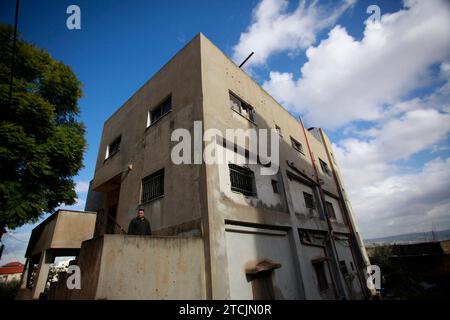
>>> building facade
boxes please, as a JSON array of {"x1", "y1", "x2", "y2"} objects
[{"x1": 82, "y1": 33, "x2": 372, "y2": 300}]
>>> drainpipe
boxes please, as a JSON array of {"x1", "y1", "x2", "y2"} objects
[
  {"x1": 298, "y1": 117, "x2": 348, "y2": 300},
  {"x1": 318, "y1": 129, "x2": 373, "y2": 298}
]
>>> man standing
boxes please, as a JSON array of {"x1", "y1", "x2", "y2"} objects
[{"x1": 128, "y1": 209, "x2": 152, "y2": 235}]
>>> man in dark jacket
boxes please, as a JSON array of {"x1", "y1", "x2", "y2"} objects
[{"x1": 128, "y1": 209, "x2": 152, "y2": 235}]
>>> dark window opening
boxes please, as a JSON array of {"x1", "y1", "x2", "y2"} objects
[
  {"x1": 271, "y1": 179, "x2": 279, "y2": 194},
  {"x1": 142, "y1": 169, "x2": 165, "y2": 203},
  {"x1": 249, "y1": 270, "x2": 275, "y2": 300},
  {"x1": 303, "y1": 192, "x2": 315, "y2": 209},
  {"x1": 229, "y1": 92, "x2": 255, "y2": 122},
  {"x1": 106, "y1": 136, "x2": 121, "y2": 159},
  {"x1": 313, "y1": 260, "x2": 329, "y2": 291},
  {"x1": 290, "y1": 137, "x2": 304, "y2": 154},
  {"x1": 106, "y1": 204, "x2": 118, "y2": 234},
  {"x1": 319, "y1": 159, "x2": 330, "y2": 176},
  {"x1": 339, "y1": 260, "x2": 349, "y2": 276},
  {"x1": 275, "y1": 125, "x2": 282, "y2": 136},
  {"x1": 229, "y1": 164, "x2": 256, "y2": 196},
  {"x1": 350, "y1": 262, "x2": 355, "y2": 271},
  {"x1": 325, "y1": 201, "x2": 336, "y2": 219},
  {"x1": 149, "y1": 96, "x2": 172, "y2": 126}
]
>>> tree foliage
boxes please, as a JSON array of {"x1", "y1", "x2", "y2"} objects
[{"x1": 0, "y1": 24, "x2": 86, "y2": 230}]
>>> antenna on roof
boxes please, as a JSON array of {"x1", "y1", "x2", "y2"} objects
[{"x1": 239, "y1": 52, "x2": 254, "y2": 68}]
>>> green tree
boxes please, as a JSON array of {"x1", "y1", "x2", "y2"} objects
[{"x1": 0, "y1": 24, "x2": 86, "y2": 233}]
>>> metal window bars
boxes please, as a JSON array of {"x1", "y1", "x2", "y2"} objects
[
  {"x1": 229, "y1": 164, "x2": 256, "y2": 196},
  {"x1": 142, "y1": 169, "x2": 164, "y2": 203}
]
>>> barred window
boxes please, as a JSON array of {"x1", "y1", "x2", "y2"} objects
[
  {"x1": 141, "y1": 169, "x2": 164, "y2": 203},
  {"x1": 325, "y1": 201, "x2": 336, "y2": 219},
  {"x1": 229, "y1": 164, "x2": 256, "y2": 196},
  {"x1": 303, "y1": 192, "x2": 315, "y2": 209}
]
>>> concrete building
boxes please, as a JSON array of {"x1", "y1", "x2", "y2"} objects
[{"x1": 19, "y1": 33, "x2": 373, "y2": 300}]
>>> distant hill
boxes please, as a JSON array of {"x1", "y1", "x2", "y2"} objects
[{"x1": 365, "y1": 229, "x2": 450, "y2": 245}]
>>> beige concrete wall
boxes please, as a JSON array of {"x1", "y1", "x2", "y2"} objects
[
  {"x1": 334, "y1": 236, "x2": 365, "y2": 299},
  {"x1": 51, "y1": 211, "x2": 96, "y2": 249},
  {"x1": 216, "y1": 144, "x2": 287, "y2": 214},
  {"x1": 28, "y1": 210, "x2": 96, "y2": 257},
  {"x1": 225, "y1": 225, "x2": 301, "y2": 299},
  {"x1": 198, "y1": 33, "x2": 367, "y2": 299},
  {"x1": 289, "y1": 178, "x2": 320, "y2": 218},
  {"x1": 320, "y1": 129, "x2": 374, "y2": 296},
  {"x1": 29, "y1": 217, "x2": 58, "y2": 257},
  {"x1": 71, "y1": 235, "x2": 206, "y2": 299},
  {"x1": 90, "y1": 35, "x2": 206, "y2": 235},
  {"x1": 298, "y1": 245, "x2": 336, "y2": 300},
  {"x1": 324, "y1": 194, "x2": 344, "y2": 224},
  {"x1": 199, "y1": 32, "x2": 307, "y2": 299}
]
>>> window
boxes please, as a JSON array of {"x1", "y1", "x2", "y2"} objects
[
  {"x1": 271, "y1": 179, "x2": 279, "y2": 194},
  {"x1": 105, "y1": 136, "x2": 121, "y2": 159},
  {"x1": 105, "y1": 204, "x2": 117, "y2": 234},
  {"x1": 325, "y1": 201, "x2": 336, "y2": 219},
  {"x1": 141, "y1": 169, "x2": 164, "y2": 203},
  {"x1": 290, "y1": 137, "x2": 304, "y2": 154},
  {"x1": 319, "y1": 159, "x2": 330, "y2": 176},
  {"x1": 339, "y1": 260, "x2": 349, "y2": 276},
  {"x1": 229, "y1": 164, "x2": 256, "y2": 196},
  {"x1": 275, "y1": 125, "x2": 282, "y2": 136},
  {"x1": 229, "y1": 92, "x2": 254, "y2": 122},
  {"x1": 303, "y1": 192, "x2": 315, "y2": 209},
  {"x1": 148, "y1": 95, "x2": 172, "y2": 127},
  {"x1": 350, "y1": 262, "x2": 355, "y2": 271},
  {"x1": 313, "y1": 260, "x2": 329, "y2": 291}
]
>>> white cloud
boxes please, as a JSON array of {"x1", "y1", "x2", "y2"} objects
[
  {"x1": 348, "y1": 157, "x2": 450, "y2": 238},
  {"x1": 333, "y1": 106, "x2": 450, "y2": 238},
  {"x1": 241, "y1": 0, "x2": 450, "y2": 239},
  {"x1": 263, "y1": 0, "x2": 450, "y2": 128},
  {"x1": 232, "y1": 0, "x2": 355, "y2": 68},
  {"x1": 334, "y1": 108, "x2": 450, "y2": 189}
]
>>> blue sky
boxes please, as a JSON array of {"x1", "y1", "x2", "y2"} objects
[{"x1": 1, "y1": 0, "x2": 449, "y2": 264}]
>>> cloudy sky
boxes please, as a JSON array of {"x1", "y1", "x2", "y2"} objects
[{"x1": 1, "y1": 0, "x2": 449, "y2": 264}]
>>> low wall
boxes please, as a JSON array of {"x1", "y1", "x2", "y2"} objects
[{"x1": 59, "y1": 235, "x2": 206, "y2": 299}]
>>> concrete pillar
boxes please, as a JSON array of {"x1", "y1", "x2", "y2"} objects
[
  {"x1": 31, "y1": 250, "x2": 51, "y2": 299},
  {"x1": 19, "y1": 259, "x2": 30, "y2": 289}
]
